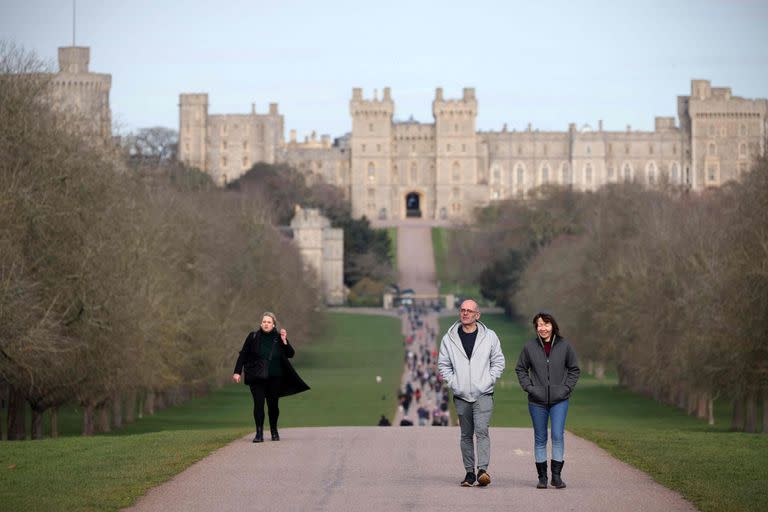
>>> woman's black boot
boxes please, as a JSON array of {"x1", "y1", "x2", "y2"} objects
[
  {"x1": 253, "y1": 426, "x2": 264, "y2": 443},
  {"x1": 535, "y1": 462, "x2": 548, "y2": 488},
  {"x1": 270, "y1": 428, "x2": 280, "y2": 441},
  {"x1": 550, "y1": 460, "x2": 566, "y2": 489}
]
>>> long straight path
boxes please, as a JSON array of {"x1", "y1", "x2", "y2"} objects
[
  {"x1": 123, "y1": 427, "x2": 697, "y2": 512},
  {"x1": 397, "y1": 225, "x2": 438, "y2": 296}
]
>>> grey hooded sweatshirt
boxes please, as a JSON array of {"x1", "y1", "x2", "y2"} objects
[{"x1": 438, "y1": 321, "x2": 506, "y2": 403}]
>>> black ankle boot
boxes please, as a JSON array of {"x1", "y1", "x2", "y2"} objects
[
  {"x1": 253, "y1": 426, "x2": 264, "y2": 443},
  {"x1": 550, "y1": 459, "x2": 566, "y2": 489},
  {"x1": 535, "y1": 462, "x2": 548, "y2": 489},
  {"x1": 270, "y1": 428, "x2": 280, "y2": 441}
]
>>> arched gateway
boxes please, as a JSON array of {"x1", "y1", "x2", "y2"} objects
[{"x1": 405, "y1": 191, "x2": 422, "y2": 218}]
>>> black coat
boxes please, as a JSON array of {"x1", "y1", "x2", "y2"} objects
[
  {"x1": 233, "y1": 330, "x2": 310, "y2": 397},
  {"x1": 515, "y1": 335, "x2": 580, "y2": 406}
]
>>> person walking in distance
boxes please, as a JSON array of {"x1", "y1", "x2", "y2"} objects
[
  {"x1": 515, "y1": 312, "x2": 580, "y2": 489},
  {"x1": 438, "y1": 300, "x2": 506, "y2": 487},
  {"x1": 233, "y1": 312, "x2": 309, "y2": 443}
]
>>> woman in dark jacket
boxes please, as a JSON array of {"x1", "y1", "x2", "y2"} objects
[
  {"x1": 515, "y1": 312, "x2": 580, "y2": 489},
  {"x1": 232, "y1": 312, "x2": 310, "y2": 443}
]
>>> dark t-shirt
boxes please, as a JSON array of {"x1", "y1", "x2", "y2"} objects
[{"x1": 457, "y1": 325, "x2": 478, "y2": 359}]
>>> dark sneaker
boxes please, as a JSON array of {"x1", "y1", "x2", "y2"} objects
[
  {"x1": 460, "y1": 471, "x2": 476, "y2": 487},
  {"x1": 477, "y1": 469, "x2": 491, "y2": 487}
]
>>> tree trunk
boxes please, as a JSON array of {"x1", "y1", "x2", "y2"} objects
[
  {"x1": 762, "y1": 390, "x2": 768, "y2": 434},
  {"x1": 50, "y1": 407, "x2": 59, "y2": 438},
  {"x1": 97, "y1": 404, "x2": 111, "y2": 433},
  {"x1": 687, "y1": 392, "x2": 697, "y2": 416},
  {"x1": 745, "y1": 393, "x2": 758, "y2": 433},
  {"x1": 731, "y1": 398, "x2": 745, "y2": 431},
  {"x1": 0, "y1": 381, "x2": 7, "y2": 440},
  {"x1": 696, "y1": 393, "x2": 709, "y2": 420},
  {"x1": 112, "y1": 395, "x2": 123, "y2": 430},
  {"x1": 31, "y1": 407, "x2": 44, "y2": 440},
  {"x1": 708, "y1": 397, "x2": 715, "y2": 426},
  {"x1": 7, "y1": 387, "x2": 26, "y2": 440},
  {"x1": 595, "y1": 362, "x2": 605, "y2": 380},
  {"x1": 155, "y1": 391, "x2": 166, "y2": 410},
  {"x1": 143, "y1": 390, "x2": 155, "y2": 416},
  {"x1": 82, "y1": 404, "x2": 95, "y2": 436},
  {"x1": 125, "y1": 391, "x2": 136, "y2": 423}
]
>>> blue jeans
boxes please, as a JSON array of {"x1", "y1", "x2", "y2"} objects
[{"x1": 528, "y1": 400, "x2": 569, "y2": 463}]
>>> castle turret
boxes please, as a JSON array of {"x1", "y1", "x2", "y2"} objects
[
  {"x1": 433, "y1": 87, "x2": 479, "y2": 219},
  {"x1": 178, "y1": 93, "x2": 208, "y2": 170},
  {"x1": 349, "y1": 87, "x2": 394, "y2": 219}
]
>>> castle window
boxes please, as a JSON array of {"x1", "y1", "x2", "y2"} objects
[
  {"x1": 368, "y1": 188, "x2": 375, "y2": 200},
  {"x1": 243, "y1": 140, "x2": 248, "y2": 150},
  {"x1": 649, "y1": 143, "x2": 654, "y2": 155},
  {"x1": 707, "y1": 165, "x2": 717, "y2": 182},
  {"x1": 452, "y1": 162, "x2": 461, "y2": 182},
  {"x1": 392, "y1": 165, "x2": 399, "y2": 183},
  {"x1": 516, "y1": 165, "x2": 524, "y2": 185},
  {"x1": 708, "y1": 143, "x2": 716, "y2": 156},
  {"x1": 738, "y1": 161, "x2": 747, "y2": 176},
  {"x1": 492, "y1": 165, "x2": 500, "y2": 182},
  {"x1": 561, "y1": 163, "x2": 570, "y2": 184},
  {"x1": 412, "y1": 144, "x2": 416, "y2": 152},
  {"x1": 455, "y1": 124, "x2": 459, "y2": 133},
  {"x1": 607, "y1": 165, "x2": 614, "y2": 181},
  {"x1": 740, "y1": 124, "x2": 748, "y2": 136},
  {"x1": 607, "y1": 143, "x2": 613, "y2": 155},
  {"x1": 647, "y1": 162, "x2": 656, "y2": 184},
  {"x1": 222, "y1": 156, "x2": 228, "y2": 168},
  {"x1": 585, "y1": 163, "x2": 593, "y2": 185},
  {"x1": 410, "y1": 162, "x2": 418, "y2": 183},
  {"x1": 671, "y1": 163, "x2": 679, "y2": 183},
  {"x1": 447, "y1": 144, "x2": 452, "y2": 152},
  {"x1": 492, "y1": 189, "x2": 500, "y2": 200},
  {"x1": 673, "y1": 144, "x2": 677, "y2": 155},
  {"x1": 362, "y1": 144, "x2": 366, "y2": 152},
  {"x1": 377, "y1": 144, "x2": 381, "y2": 152},
  {"x1": 258, "y1": 125, "x2": 265, "y2": 142},
  {"x1": 233, "y1": 124, "x2": 238, "y2": 130},
  {"x1": 452, "y1": 187, "x2": 460, "y2": 199},
  {"x1": 222, "y1": 140, "x2": 228, "y2": 150},
  {"x1": 242, "y1": 156, "x2": 249, "y2": 168},
  {"x1": 623, "y1": 163, "x2": 632, "y2": 182},
  {"x1": 720, "y1": 127, "x2": 726, "y2": 137},
  {"x1": 625, "y1": 144, "x2": 630, "y2": 155},
  {"x1": 369, "y1": 123, "x2": 374, "y2": 132},
  {"x1": 541, "y1": 164, "x2": 550, "y2": 184},
  {"x1": 185, "y1": 142, "x2": 190, "y2": 152},
  {"x1": 708, "y1": 124, "x2": 715, "y2": 137},
  {"x1": 368, "y1": 163, "x2": 376, "y2": 182},
  {"x1": 518, "y1": 145, "x2": 523, "y2": 155},
  {"x1": 462, "y1": 144, "x2": 466, "y2": 152},
  {"x1": 739, "y1": 143, "x2": 747, "y2": 157},
  {"x1": 584, "y1": 145, "x2": 589, "y2": 155}
]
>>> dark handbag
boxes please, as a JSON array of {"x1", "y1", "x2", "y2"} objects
[{"x1": 244, "y1": 334, "x2": 276, "y2": 383}]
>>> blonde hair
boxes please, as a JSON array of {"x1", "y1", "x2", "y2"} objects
[{"x1": 261, "y1": 311, "x2": 278, "y2": 329}]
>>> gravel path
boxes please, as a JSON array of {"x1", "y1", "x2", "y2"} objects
[{"x1": 123, "y1": 427, "x2": 697, "y2": 512}]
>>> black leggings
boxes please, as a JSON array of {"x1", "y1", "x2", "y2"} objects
[{"x1": 249, "y1": 377, "x2": 282, "y2": 430}]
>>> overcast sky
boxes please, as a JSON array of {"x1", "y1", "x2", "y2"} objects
[{"x1": 2, "y1": 0, "x2": 767, "y2": 138}]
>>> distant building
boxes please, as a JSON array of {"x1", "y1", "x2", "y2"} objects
[
  {"x1": 289, "y1": 206, "x2": 345, "y2": 305},
  {"x1": 178, "y1": 81, "x2": 766, "y2": 221},
  {"x1": 48, "y1": 46, "x2": 112, "y2": 141}
]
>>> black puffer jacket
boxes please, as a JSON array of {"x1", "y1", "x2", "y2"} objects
[{"x1": 515, "y1": 335, "x2": 580, "y2": 406}]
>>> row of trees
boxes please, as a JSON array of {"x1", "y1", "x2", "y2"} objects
[
  {"x1": 449, "y1": 163, "x2": 768, "y2": 432},
  {"x1": 0, "y1": 43, "x2": 321, "y2": 439}
]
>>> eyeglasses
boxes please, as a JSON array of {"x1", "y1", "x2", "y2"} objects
[{"x1": 459, "y1": 309, "x2": 478, "y2": 315}]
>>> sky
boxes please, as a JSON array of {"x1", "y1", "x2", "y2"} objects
[{"x1": 2, "y1": 0, "x2": 767, "y2": 139}]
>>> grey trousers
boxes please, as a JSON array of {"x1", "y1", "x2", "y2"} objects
[{"x1": 454, "y1": 394, "x2": 494, "y2": 471}]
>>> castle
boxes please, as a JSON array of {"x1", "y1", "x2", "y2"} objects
[{"x1": 179, "y1": 82, "x2": 767, "y2": 222}]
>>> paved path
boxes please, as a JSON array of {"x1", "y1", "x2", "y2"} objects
[
  {"x1": 123, "y1": 427, "x2": 697, "y2": 512},
  {"x1": 397, "y1": 225, "x2": 438, "y2": 296}
]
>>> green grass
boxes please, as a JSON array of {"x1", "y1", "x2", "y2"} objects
[
  {"x1": 385, "y1": 227, "x2": 397, "y2": 269},
  {"x1": 431, "y1": 227, "x2": 483, "y2": 300},
  {"x1": 0, "y1": 313, "x2": 404, "y2": 512},
  {"x1": 442, "y1": 314, "x2": 768, "y2": 512}
]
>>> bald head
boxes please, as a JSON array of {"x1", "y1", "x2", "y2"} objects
[{"x1": 459, "y1": 299, "x2": 480, "y2": 332}]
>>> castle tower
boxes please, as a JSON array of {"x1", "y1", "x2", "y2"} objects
[
  {"x1": 433, "y1": 87, "x2": 479, "y2": 219},
  {"x1": 349, "y1": 87, "x2": 394, "y2": 219},
  {"x1": 179, "y1": 94, "x2": 208, "y2": 170},
  {"x1": 50, "y1": 46, "x2": 112, "y2": 140}
]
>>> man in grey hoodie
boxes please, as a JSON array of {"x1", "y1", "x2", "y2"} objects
[{"x1": 438, "y1": 299, "x2": 506, "y2": 487}]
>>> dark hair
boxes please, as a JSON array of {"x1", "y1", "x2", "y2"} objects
[{"x1": 532, "y1": 312, "x2": 560, "y2": 338}]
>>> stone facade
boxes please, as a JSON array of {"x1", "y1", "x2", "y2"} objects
[
  {"x1": 178, "y1": 95, "x2": 284, "y2": 185},
  {"x1": 180, "y1": 80, "x2": 767, "y2": 221},
  {"x1": 289, "y1": 206, "x2": 345, "y2": 305},
  {"x1": 39, "y1": 46, "x2": 112, "y2": 141}
]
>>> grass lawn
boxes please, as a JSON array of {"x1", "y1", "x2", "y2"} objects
[
  {"x1": 442, "y1": 314, "x2": 768, "y2": 512},
  {"x1": 0, "y1": 313, "x2": 403, "y2": 512},
  {"x1": 431, "y1": 227, "x2": 483, "y2": 300}
]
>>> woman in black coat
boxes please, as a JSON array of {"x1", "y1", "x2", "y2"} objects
[{"x1": 232, "y1": 312, "x2": 310, "y2": 443}]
